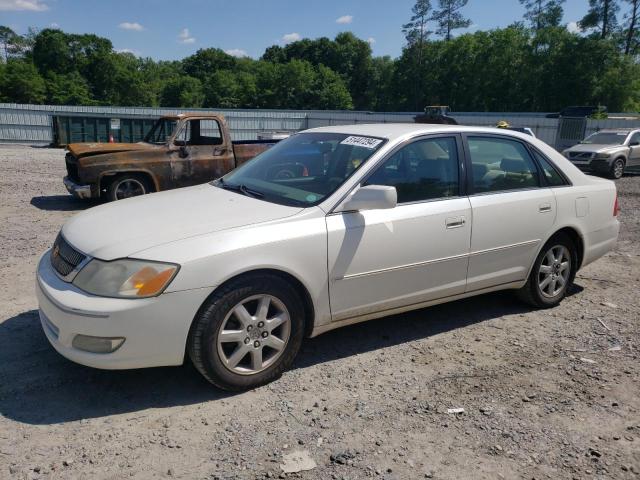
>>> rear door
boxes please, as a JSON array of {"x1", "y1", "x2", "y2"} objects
[
  {"x1": 171, "y1": 118, "x2": 234, "y2": 187},
  {"x1": 326, "y1": 135, "x2": 471, "y2": 321},
  {"x1": 463, "y1": 134, "x2": 557, "y2": 291}
]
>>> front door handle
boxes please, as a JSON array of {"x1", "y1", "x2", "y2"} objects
[
  {"x1": 539, "y1": 203, "x2": 552, "y2": 213},
  {"x1": 445, "y1": 216, "x2": 466, "y2": 229}
]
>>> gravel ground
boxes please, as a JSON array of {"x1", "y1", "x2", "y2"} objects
[{"x1": 0, "y1": 145, "x2": 639, "y2": 480}]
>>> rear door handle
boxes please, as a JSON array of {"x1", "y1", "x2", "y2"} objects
[
  {"x1": 445, "y1": 216, "x2": 466, "y2": 229},
  {"x1": 539, "y1": 203, "x2": 552, "y2": 213}
]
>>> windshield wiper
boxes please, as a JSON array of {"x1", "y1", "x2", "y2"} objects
[{"x1": 217, "y1": 178, "x2": 264, "y2": 199}]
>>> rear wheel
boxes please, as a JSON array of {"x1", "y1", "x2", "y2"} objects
[
  {"x1": 107, "y1": 174, "x2": 153, "y2": 201},
  {"x1": 517, "y1": 233, "x2": 577, "y2": 308},
  {"x1": 188, "y1": 274, "x2": 305, "y2": 391},
  {"x1": 608, "y1": 158, "x2": 625, "y2": 179}
]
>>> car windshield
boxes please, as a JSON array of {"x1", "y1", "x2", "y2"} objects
[
  {"x1": 581, "y1": 132, "x2": 628, "y2": 145},
  {"x1": 144, "y1": 118, "x2": 178, "y2": 144},
  {"x1": 215, "y1": 132, "x2": 386, "y2": 207}
]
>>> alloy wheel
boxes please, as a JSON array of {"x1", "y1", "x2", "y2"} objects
[
  {"x1": 216, "y1": 294, "x2": 291, "y2": 375},
  {"x1": 538, "y1": 245, "x2": 571, "y2": 298}
]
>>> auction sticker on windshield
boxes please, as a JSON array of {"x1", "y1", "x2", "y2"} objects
[{"x1": 340, "y1": 136, "x2": 383, "y2": 149}]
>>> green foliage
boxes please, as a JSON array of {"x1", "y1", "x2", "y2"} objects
[
  {"x1": 580, "y1": 0, "x2": 620, "y2": 38},
  {"x1": 0, "y1": 17, "x2": 638, "y2": 113},
  {"x1": 432, "y1": 0, "x2": 472, "y2": 40},
  {"x1": 160, "y1": 76, "x2": 204, "y2": 108},
  {"x1": 45, "y1": 71, "x2": 92, "y2": 105},
  {"x1": 0, "y1": 60, "x2": 46, "y2": 103},
  {"x1": 519, "y1": 0, "x2": 566, "y2": 30}
]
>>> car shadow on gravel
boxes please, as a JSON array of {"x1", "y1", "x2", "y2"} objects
[
  {"x1": 30, "y1": 195, "x2": 99, "y2": 211},
  {"x1": 0, "y1": 286, "x2": 583, "y2": 426}
]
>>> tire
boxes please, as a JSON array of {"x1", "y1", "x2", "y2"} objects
[
  {"x1": 517, "y1": 233, "x2": 577, "y2": 308},
  {"x1": 608, "y1": 158, "x2": 625, "y2": 180},
  {"x1": 106, "y1": 174, "x2": 153, "y2": 201},
  {"x1": 187, "y1": 274, "x2": 305, "y2": 391}
]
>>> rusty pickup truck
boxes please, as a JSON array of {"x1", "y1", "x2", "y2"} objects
[{"x1": 63, "y1": 113, "x2": 281, "y2": 201}]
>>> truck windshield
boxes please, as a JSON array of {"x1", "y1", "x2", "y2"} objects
[
  {"x1": 581, "y1": 132, "x2": 628, "y2": 145},
  {"x1": 215, "y1": 132, "x2": 386, "y2": 207},
  {"x1": 144, "y1": 118, "x2": 178, "y2": 144}
]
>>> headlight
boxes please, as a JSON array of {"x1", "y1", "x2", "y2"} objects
[
  {"x1": 595, "y1": 152, "x2": 611, "y2": 159},
  {"x1": 73, "y1": 259, "x2": 179, "y2": 298}
]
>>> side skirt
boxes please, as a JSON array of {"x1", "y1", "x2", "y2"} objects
[{"x1": 309, "y1": 280, "x2": 525, "y2": 338}]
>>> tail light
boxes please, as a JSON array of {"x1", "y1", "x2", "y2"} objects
[{"x1": 613, "y1": 193, "x2": 619, "y2": 217}]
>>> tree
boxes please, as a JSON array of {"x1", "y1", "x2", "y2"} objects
[
  {"x1": 402, "y1": 0, "x2": 433, "y2": 110},
  {"x1": 519, "y1": 0, "x2": 566, "y2": 31},
  {"x1": 182, "y1": 48, "x2": 237, "y2": 80},
  {"x1": 160, "y1": 76, "x2": 204, "y2": 107},
  {"x1": 45, "y1": 72, "x2": 92, "y2": 105},
  {"x1": 403, "y1": 0, "x2": 433, "y2": 46},
  {"x1": 432, "y1": 0, "x2": 471, "y2": 41},
  {"x1": 579, "y1": 0, "x2": 620, "y2": 38},
  {"x1": 0, "y1": 60, "x2": 46, "y2": 103},
  {"x1": 0, "y1": 26, "x2": 28, "y2": 62},
  {"x1": 623, "y1": 0, "x2": 639, "y2": 54},
  {"x1": 314, "y1": 65, "x2": 353, "y2": 109}
]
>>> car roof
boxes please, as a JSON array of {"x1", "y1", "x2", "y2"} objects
[{"x1": 303, "y1": 123, "x2": 532, "y2": 141}]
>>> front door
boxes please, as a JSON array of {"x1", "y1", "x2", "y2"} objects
[
  {"x1": 464, "y1": 135, "x2": 557, "y2": 291},
  {"x1": 171, "y1": 118, "x2": 234, "y2": 187},
  {"x1": 326, "y1": 135, "x2": 471, "y2": 322},
  {"x1": 627, "y1": 131, "x2": 640, "y2": 168}
]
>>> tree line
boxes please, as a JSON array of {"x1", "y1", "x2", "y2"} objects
[{"x1": 0, "y1": 0, "x2": 638, "y2": 112}]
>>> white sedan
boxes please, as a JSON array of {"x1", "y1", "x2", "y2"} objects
[{"x1": 36, "y1": 124, "x2": 620, "y2": 390}]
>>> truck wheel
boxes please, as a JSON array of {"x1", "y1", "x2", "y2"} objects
[
  {"x1": 107, "y1": 174, "x2": 153, "y2": 201},
  {"x1": 608, "y1": 158, "x2": 625, "y2": 179},
  {"x1": 517, "y1": 233, "x2": 577, "y2": 308},
  {"x1": 188, "y1": 274, "x2": 305, "y2": 391}
]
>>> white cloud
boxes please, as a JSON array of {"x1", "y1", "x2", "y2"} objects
[
  {"x1": 336, "y1": 15, "x2": 353, "y2": 24},
  {"x1": 178, "y1": 28, "x2": 196, "y2": 44},
  {"x1": 119, "y1": 22, "x2": 144, "y2": 31},
  {"x1": 367, "y1": 37, "x2": 376, "y2": 45},
  {"x1": 115, "y1": 48, "x2": 141, "y2": 56},
  {"x1": 0, "y1": 0, "x2": 49, "y2": 11},
  {"x1": 282, "y1": 32, "x2": 301, "y2": 44},
  {"x1": 225, "y1": 48, "x2": 248, "y2": 58},
  {"x1": 567, "y1": 21, "x2": 580, "y2": 33},
  {"x1": 49, "y1": 22, "x2": 59, "y2": 28}
]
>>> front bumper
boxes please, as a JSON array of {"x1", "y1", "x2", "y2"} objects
[
  {"x1": 63, "y1": 176, "x2": 94, "y2": 199},
  {"x1": 36, "y1": 250, "x2": 215, "y2": 370},
  {"x1": 569, "y1": 159, "x2": 611, "y2": 173}
]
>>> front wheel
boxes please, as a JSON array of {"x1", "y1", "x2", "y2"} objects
[
  {"x1": 517, "y1": 234, "x2": 577, "y2": 308},
  {"x1": 188, "y1": 274, "x2": 305, "y2": 391},
  {"x1": 608, "y1": 158, "x2": 625, "y2": 180},
  {"x1": 106, "y1": 174, "x2": 153, "y2": 201}
]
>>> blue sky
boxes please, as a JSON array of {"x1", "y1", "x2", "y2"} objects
[{"x1": 1, "y1": 0, "x2": 633, "y2": 60}]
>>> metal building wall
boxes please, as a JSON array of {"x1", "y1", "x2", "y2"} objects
[{"x1": 1, "y1": 103, "x2": 639, "y2": 148}]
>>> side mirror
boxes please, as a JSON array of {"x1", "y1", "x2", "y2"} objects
[{"x1": 336, "y1": 185, "x2": 397, "y2": 212}]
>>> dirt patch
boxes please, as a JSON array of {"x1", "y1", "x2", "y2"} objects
[{"x1": 1, "y1": 145, "x2": 638, "y2": 479}]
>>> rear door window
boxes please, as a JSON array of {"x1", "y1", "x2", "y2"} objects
[{"x1": 467, "y1": 136, "x2": 540, "y2": 193}]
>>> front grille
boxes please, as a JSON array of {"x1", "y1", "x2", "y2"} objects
[
  {"x1": 51, "y1": 234, "x2": 86, "y2": 278},
  {"x1": 65, "y1": 153, "x2": 79, "y2": 181},
  {"x1": 568, "y1": 152, "x2": 593, "y2": 161}
]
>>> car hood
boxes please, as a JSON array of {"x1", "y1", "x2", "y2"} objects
[
  {"x1": 67, "y1": 142, "x2": 154, "y2": 158},
  {"x1": 567, "y1": 143, "x2": 625, "y2": 153},
  {"x1": 61, "y1": 184, "x2": 303, "y2": 260}
]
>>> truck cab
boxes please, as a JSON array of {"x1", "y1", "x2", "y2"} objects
[{"x1": 63, "y1": 113, "x2": 278, "y2": 201}]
